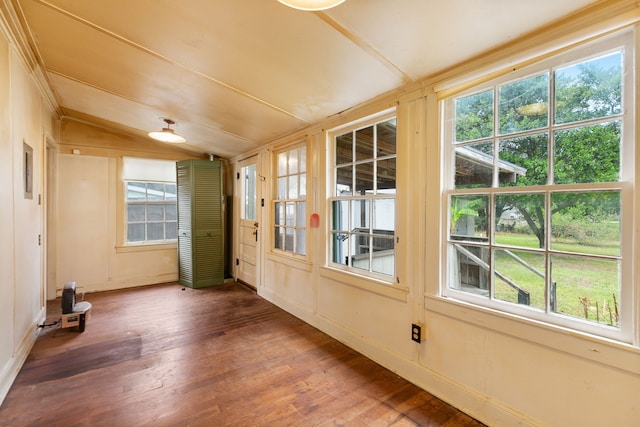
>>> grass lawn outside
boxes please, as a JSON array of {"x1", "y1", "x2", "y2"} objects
[{"x1": 480, "y1": 232, "x2": 620, "y2": 326}]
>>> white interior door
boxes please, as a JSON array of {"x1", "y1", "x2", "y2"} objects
[{"x1": 236, "y1": 156, "x2": 259, "y2": 287}]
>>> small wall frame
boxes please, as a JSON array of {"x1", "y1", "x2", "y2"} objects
[{"x1": 23, "y1": 141, "x2": 33, "y2": 199}]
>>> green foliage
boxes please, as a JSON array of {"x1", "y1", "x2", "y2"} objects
[
  {"x1": 499, "y1": 73, "x2": 549, "y2": 134},
  {"x1": 554, "y1": 122, "x2": 620, "y2": 184},
  {"x1": 555, "y1": 53, "x2": 622, "y2": 123},
  {"x1": 454, "y1": 53, "x2": 622, "y2": 249},
  {"x1": 450, "y1": 196, "x2": 486, "y2": 234},
  {"x1": 455, "y1": 90, "x2": 493, "y2": 142},
  {"x1": 499, "y1": 133, "x2": 549, "y2": 186},
  {"x1": 451, "y1": 52, "x2": 626, "y2": 327}
]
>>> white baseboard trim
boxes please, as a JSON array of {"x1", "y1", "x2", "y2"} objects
[{"x1": 0, "y1": 309, "x2": 44, "y2": 407}]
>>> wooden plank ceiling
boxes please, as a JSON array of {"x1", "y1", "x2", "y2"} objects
[{"x1": 11, "y1": 0, "x2": 598, "y2": 158}]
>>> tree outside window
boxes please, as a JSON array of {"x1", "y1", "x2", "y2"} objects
[{"x1": 445, "y1": 33, "x2": 633, "y2": 341}]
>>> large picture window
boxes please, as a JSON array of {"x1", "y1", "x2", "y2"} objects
[
  {"x1": 443, "y1": 31, "x2": 634, "y2": 341},
  {"x1": 274, "y1": 145, "x2": 307, "y2": 255},
  {"x1": 330, "y1": 113, "x2": 397, "y2": 280}
]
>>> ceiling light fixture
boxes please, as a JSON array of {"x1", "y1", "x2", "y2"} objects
[
  {"x1": 278, "y1": 0, "x2": 345, "y2": 11},
  {"x1": 148, "y1": 118, "x2": 186, "y2": 143}
]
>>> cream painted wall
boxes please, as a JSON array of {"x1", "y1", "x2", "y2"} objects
[
  {"x1": 0, "y1": 25, "x2": 15, "y2": 405},
  {"x1": 10, "y1": 47, "x2": 45, "y2": 354},
  {"x1": 57, "y1": 154, "x2": 111, "y2": 291},
  {"x1": 0, "y1": 30, "x2": 53, "y2": 404},
  {"x1": 54, "y1": 121, "x2": 199, "y2": 295},
  {"x1": 251, "y1": 16, "x2": 640, "y2": 427}
]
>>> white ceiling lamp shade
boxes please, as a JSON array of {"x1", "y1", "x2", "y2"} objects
[
  {"x1": 278, "y1": 0, "x2": 345, "y2": 11},
  {"x1": 148, "y1": 118, "x2": 186, "y2": 143}
]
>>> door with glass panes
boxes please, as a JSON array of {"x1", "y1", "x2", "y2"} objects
[{"x1": 236, "y1": 156, "x2": 260, "y2": 287}]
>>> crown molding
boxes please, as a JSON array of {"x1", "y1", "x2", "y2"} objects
[{"x1": 0, "y1": 0, "x2": 61, "y2": 118}]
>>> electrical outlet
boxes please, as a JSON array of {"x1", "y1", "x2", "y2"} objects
[{"x1": 411, "y1": 323, "x2": 424, "y2": 343}]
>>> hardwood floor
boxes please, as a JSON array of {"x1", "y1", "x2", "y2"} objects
[{"x1": 0, "y1": 283, "x2": 484, "y2": 426}]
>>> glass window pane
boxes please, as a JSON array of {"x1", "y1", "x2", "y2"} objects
[
  {"x1": 551, "y1": 254, "x2": 620, "y2": 327},
  {"x1": 288, "y1": 150, "x2": 299, "y2": 175},
  {"x1": 498, "y1": 73, "x2": 549, "y2": 135},
  {"x1": 126, "y1": 180, "x2": 178, "y2": 244},
  {"x1": 455, "y1": 90, "x2": 494, "y2": 142},
  {"x1": 336, "y1": 166, "x2": 352, "y2": 196},
  {"x1": 551, "y1": 191, "x2": 621, "y2": 256},
  {"x1": 278, "y1": 152, "x2": 287, "y2": 176},
  {"x1": 377, "y1": 118, "x2": 397, "y2": 157},
  {"x1": 351, "y1": 199, "x2": 369, "y2": 230},
  {"x1": 127, "y1": 182, "x2": 146, "y2": 200},
  {"x1": 372, "y1": 233, "x2": 394, "y2": 251},
  {"x1": 495, "y1": 193, "x2": 545, "y2": 249},
  {"x1": 127, "y1": 223, "x2": 145, "y2": 242},
  {"x1": 147, "y1": 205, "x2": 164, "y2": 221},
  {"x1": 147, "y1": 223, "x2": 164, "y2": 240},
  {"x1": 554, "y1": 121, "x2": 620, "y2": 184},
  {"x1": 499, "y1": 133, "x2": 548, "y2": 187},
  {"x1": 299, "y1": 173, "x2": 306, "y2": 198},
  {"x1": 377, "y1": 158, "x2": 396, "y2": 193},
  {"x1": 296, "y1": 202, "x2": 306, "y2": 227},
  {"x1": 372, "y1": 236, "x2": 394, "y2": 276},
  {"x1": 285, "y1": 202, "x2": 295, "y2": 226},
  {"x1": 494, "y1": 249, "x2": 545, "y2": 309},
  {"x1": 284, "y1": 227, "x2": 294, "y2": 252},
  {"x1": 295, "y1": 228, "x2": 306, "y2": 255},
  {"x1": 288, "y1": 175, "x2": 298, "y2": 199},
  {"x1": 275, "y1": 202, "x2": 285, "y2": 226},
  {"x1": 299, "y1": 147, "x2": 307, "y2": 173},
  {"x1": 355, "y1": 126, "x2": 374, "y2": 161},
  {"x1": 165, "y1": 184, "x2": 177, "y2": 200},
  {"x1": 274, "y1": 227, "x2": 284, "y2": 250},
  {"x1": 166, "y1": 221, "x2": 177, "y2": 240},
  {"x1": 455, "y1": 142, "x2": 493, "y2": 189},
  {"x1": 336, "y1": 133, "x2": 352, "y2": 165},
  {"x1": 332, "y1": 200, "x2": 349, "y2": 232},
  {"x1": 147, "y1": 183, "x2": 164, "y2": 201},
  {"x1": 355, "y1": 162, "x2": 374, "y2": 194},
  {"x1": 243, "y1": 164, "x2": 256, "y2": 220},
  {"x1": 331, "y1": 232, "x2": 349, "y2": 265},
  {"x1": 352, "y1": 233, "x2": 370, "y2": 272},
  {"x1": 555, "y1": 52, "x2": 622, "y2": 124},
  {"x1": 165, "y1": 203, "x2": 177, "y2": 221},
  {"x1": 448, "y1": 243, "x2": 490, "y2": 295},
  {"x1": 277, "y1": 177, "x2": 287, "y2": 199},
  {"x1": 128, "y1": 204, "x2": 145, "y2": 222},
  {"x1": 450, "y1": 195, "x2": 488, "y2": 240},
  {"x1": 373, "y1": 199, "x2": 394, "y2": 232}
]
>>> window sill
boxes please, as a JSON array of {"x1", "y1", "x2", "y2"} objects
[
  {"x1": 426, "y1": 295, "x2": 640, "y2": 375},
  {"x1": 320, "y1": 266, "x2": 408, "y2": 302},
  {"x1": 266, "y1": 251, "x2": 312, "y2": 272},
  {"x1": 116, "y1": 243, "x2": 177, "y2": 254}
]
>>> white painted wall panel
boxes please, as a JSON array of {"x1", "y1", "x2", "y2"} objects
[{"x1": 57, "y1": 154, "x2": 111, "y2": 290}]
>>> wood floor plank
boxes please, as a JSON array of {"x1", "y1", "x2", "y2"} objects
[{"x1": 0, "y1": 283, "x2": 485, "y2": 426}]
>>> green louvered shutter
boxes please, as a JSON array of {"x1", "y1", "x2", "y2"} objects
[{"x1": 177, "y1": 160, "x2": 224, "y2": 288}]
